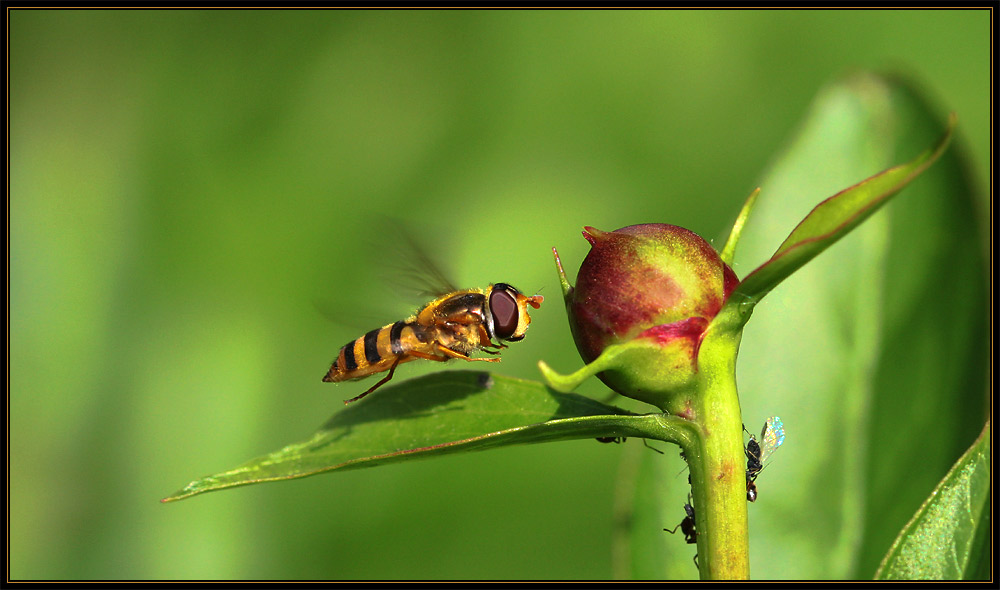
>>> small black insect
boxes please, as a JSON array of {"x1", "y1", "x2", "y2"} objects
[
  {"x1": 595, "y1": 436, "x2": 665, "y2": 454},
  {"x1": 595, "y1": 436, "x2": 625, "y2": 444},
  {"x1": 744, "y1": 429, "x2": 762, "y2": 502},
  {"x1": 665, "y1": 493, "x2": 698, "y2": 568},
  {"x1": 665, "y1": 501, "x2": 697, "y2": 544},
  {"x1": 744, "y1": 417, "x2": 785, "y2": 502}
]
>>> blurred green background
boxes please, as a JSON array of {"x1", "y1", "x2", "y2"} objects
[{"x1": 10, "y1": 9, "x2": 990, "y2": 580}]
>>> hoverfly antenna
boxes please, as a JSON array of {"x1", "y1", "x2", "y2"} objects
[{"x1": 526, "y1": 287, "x2": 544, "y2": 309}]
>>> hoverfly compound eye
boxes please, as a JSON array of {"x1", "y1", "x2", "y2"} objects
[{"x1": 489, "y1": 284, "x2": 520, "y2": 340}]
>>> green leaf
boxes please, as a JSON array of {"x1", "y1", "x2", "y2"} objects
[
  {"x1": 875, "y1": 421, "x2": 990, "y2": 580},
  {"x1": 731, "y1": 113, "x2": 954, "y2": 306},
  {"x1": 163, "y1": 371, "x2": 675, "y2": 502},
  {"x1": 732, "y1": 73, "x2": 987, "y2": 579},
  {"x1": 719, "y1": 187, "x2": 761, "y2": 268}
]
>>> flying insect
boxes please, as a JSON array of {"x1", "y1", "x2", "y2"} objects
[
  {"x1": 744, "y1": 416, "x2": 785, "y2": 502},
  {"x1": 323, "y1": 283, "x2": 542, "y2": 404}
]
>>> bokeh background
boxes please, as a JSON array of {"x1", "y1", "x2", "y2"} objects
[{"x1": 10, "y1": 9, "x2": 990, "y2": 580}]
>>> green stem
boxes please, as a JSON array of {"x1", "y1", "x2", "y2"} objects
[{"x1": 687, "y1": 302, "x2": 751, "y2": 579}]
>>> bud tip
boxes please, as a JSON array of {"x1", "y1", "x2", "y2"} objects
[{"x1": 582, "y1": 226, "x2": 608, "y2": 246}]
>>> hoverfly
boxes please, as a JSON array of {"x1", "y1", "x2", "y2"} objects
[
  {"x1": 744, "y1": 416, "x2": 785, "y2": 502},
  {"x1": 323, "y1": 282, "x2": 543, "y2": 404}
]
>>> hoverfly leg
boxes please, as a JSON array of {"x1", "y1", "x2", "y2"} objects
[
  {"x1": 475, "y1": 325, "x2": 507, "y2": 351},
  {"x1": 435, "y1": 344, "x2": 501, "y2": 363},
  {"x1": 343, "y1": 357, "x2": 403, "y2": 405},
  {"x1": 405, "y1": 350, "x2": 449, "y2": 362}
]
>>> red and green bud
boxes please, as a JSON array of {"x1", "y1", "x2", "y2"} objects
[{"x1": 559, "y1": 224, "x2": 738, "y2": 409}]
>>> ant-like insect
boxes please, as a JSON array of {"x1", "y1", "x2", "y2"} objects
[
  {"x1": 665, "y1": 492, "x2": 698, "y2": 569},
  {"x1": 594, "y1": 436, "x2": 664, "y2": 454}
]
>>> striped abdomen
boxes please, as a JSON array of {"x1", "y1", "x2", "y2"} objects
[{"x1": 322, "y1": 320, "x2": 424, "y2": 383}]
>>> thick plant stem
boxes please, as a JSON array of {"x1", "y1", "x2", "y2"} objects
[{"x1": 687, "y1": 303, "x2": 751, "y2": 579}]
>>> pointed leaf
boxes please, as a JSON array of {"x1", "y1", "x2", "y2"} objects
[
  {"x1": 875, "y1": 421, "x2": 990, "y2": 580},
  {"x1": 731, "y1": 113, "x2": 954, "y2": 305},
  {"x1": 163, "y1": 371, "x2": 681, "y2": 502},
  {"x1": 719, "y1": 187, "x2": 761, "y2": 267}
]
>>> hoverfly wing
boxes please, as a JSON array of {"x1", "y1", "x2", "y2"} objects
[
  {"x1": 314, "y1": 218, "x2": 456, "y2": 332},
  {"x1": 379, "y1": 216, "x2": 460, "y2": 300},
  {"x1": 757, "y1": 416, "x2": 785, "y2": 464}
]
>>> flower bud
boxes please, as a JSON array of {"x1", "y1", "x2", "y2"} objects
[{"x1": 565, "y1": 224, "x2": 738, "y2": 408}]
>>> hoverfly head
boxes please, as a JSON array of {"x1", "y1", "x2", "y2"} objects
[{"x1": 487, "y1": 283, "x2": 543, "y2": 342}]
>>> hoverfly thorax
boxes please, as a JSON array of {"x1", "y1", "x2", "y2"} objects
[{"x1": 485, "y1": 283, "x2": 543, "y2": 342}]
